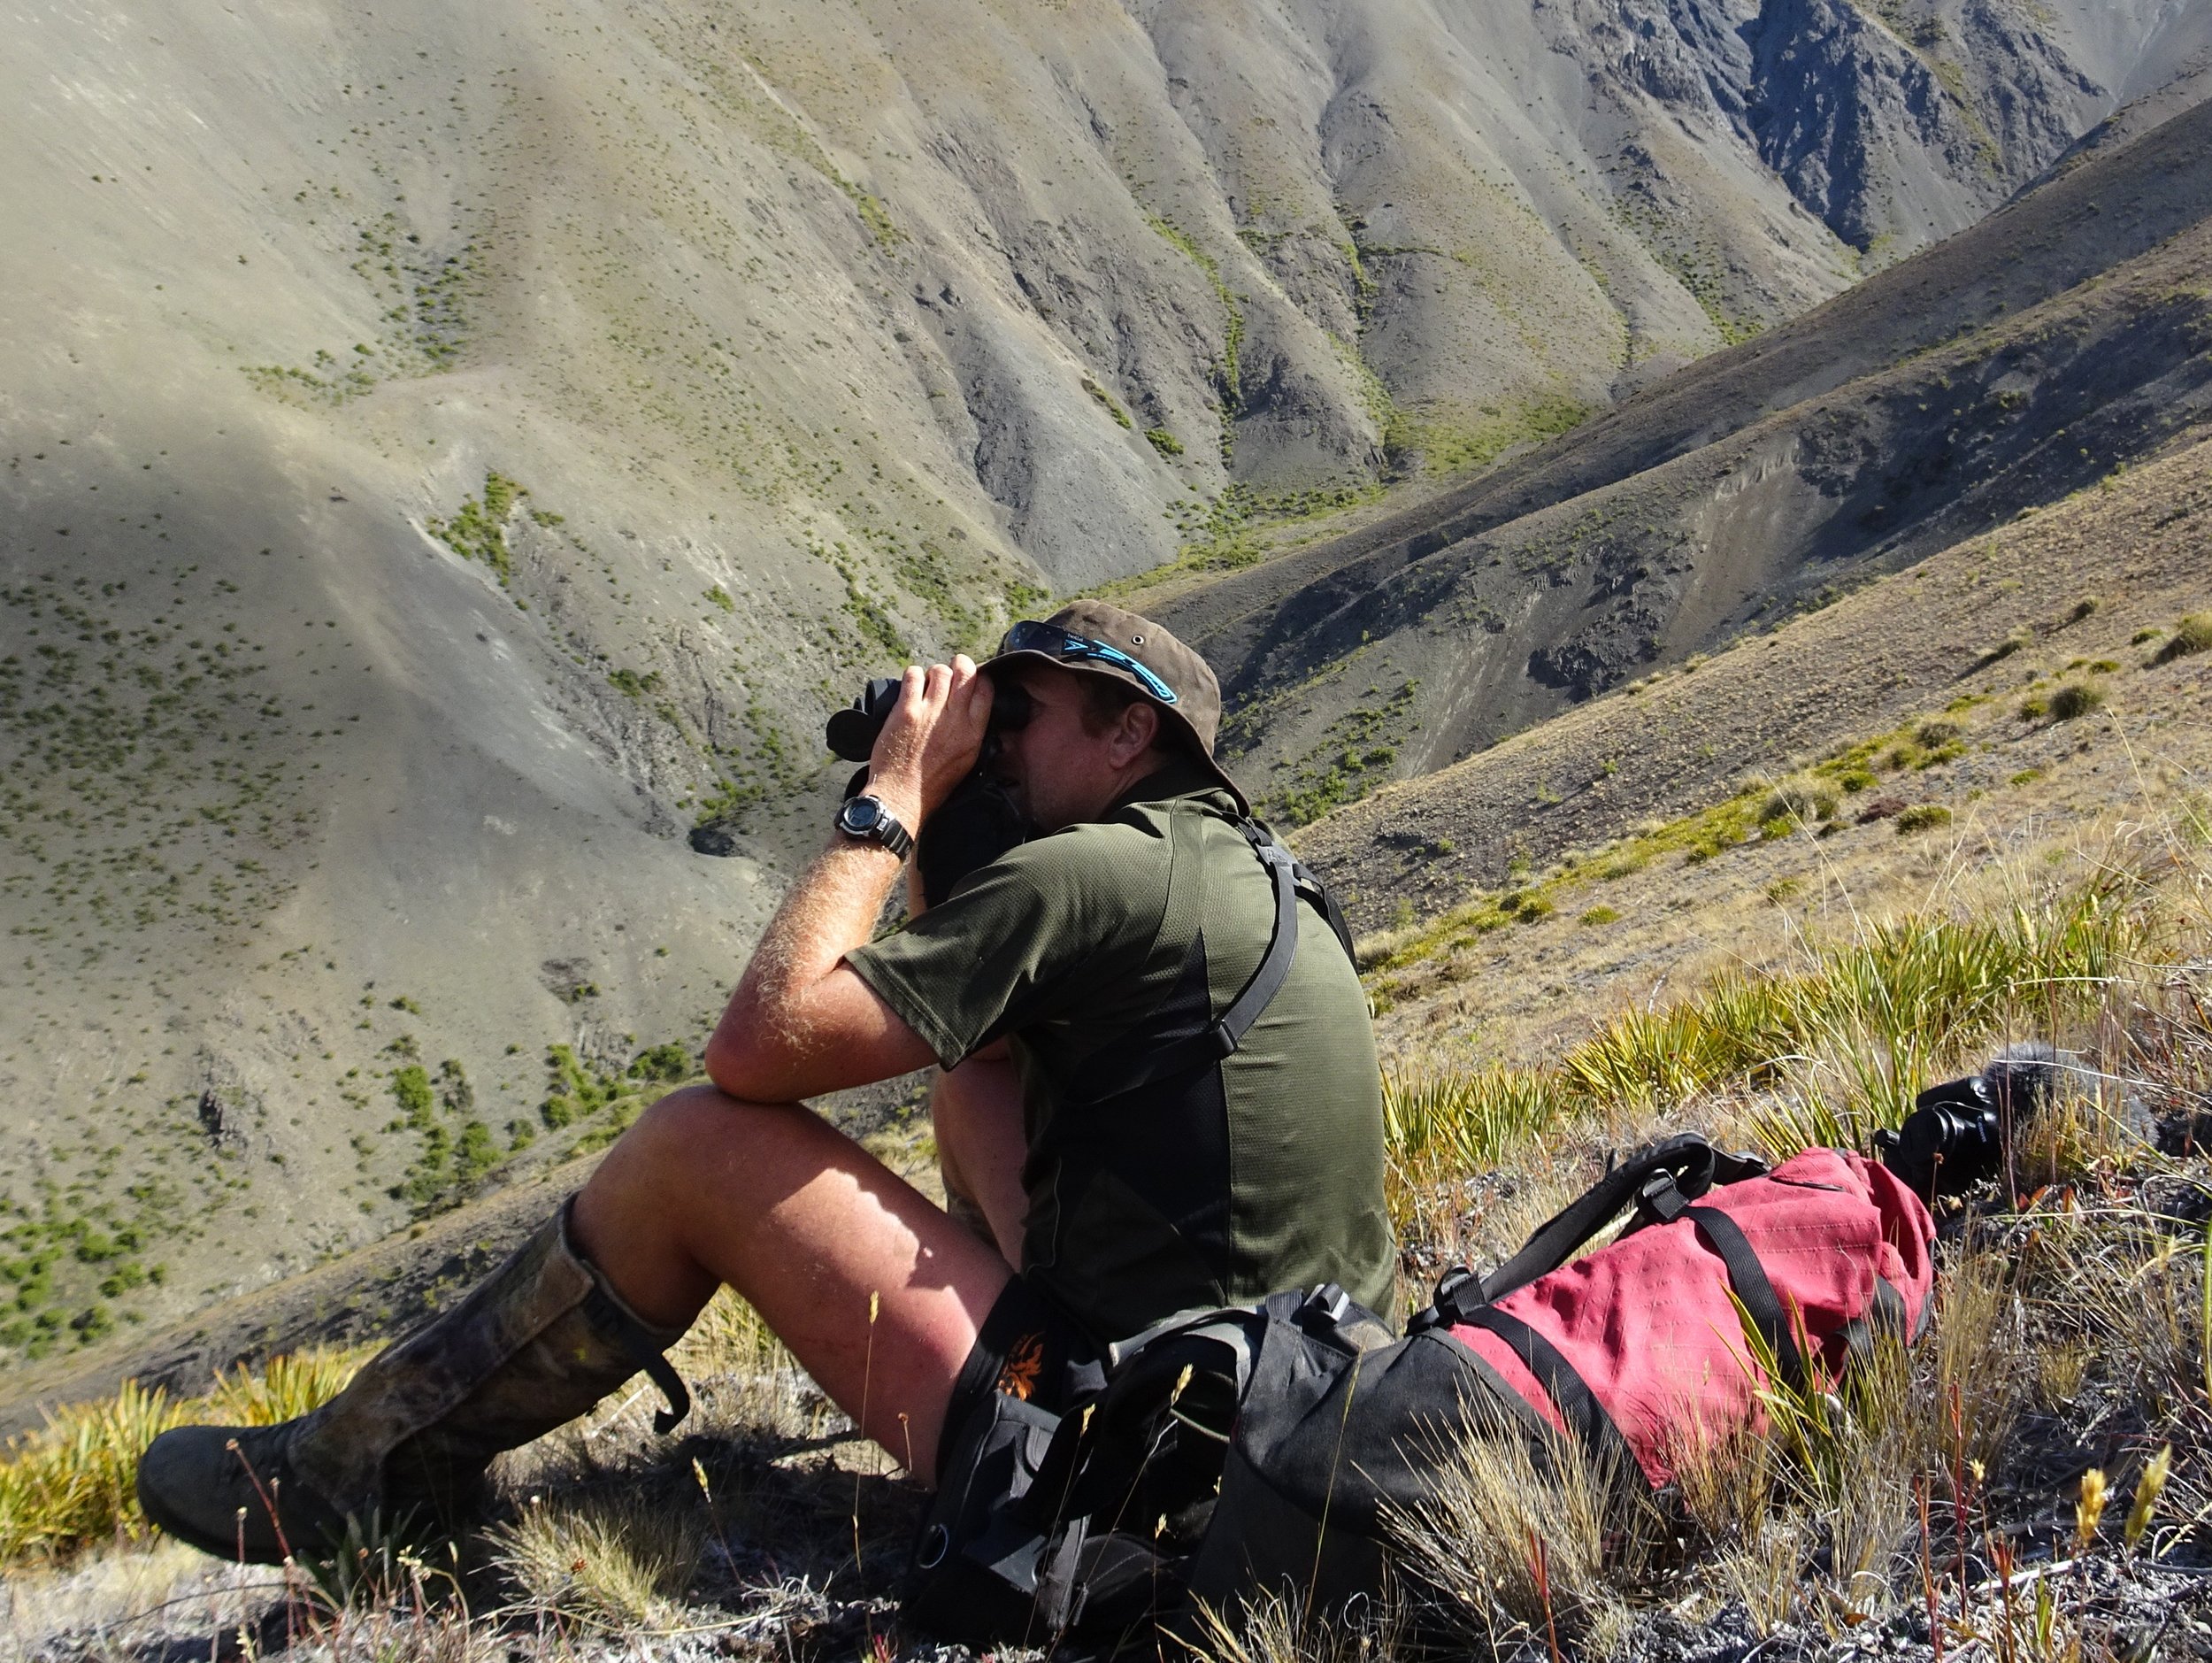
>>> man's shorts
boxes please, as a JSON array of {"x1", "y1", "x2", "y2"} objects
[{"x1": 936, "y1": 1274, "x2": 1104, "y2": 1481}]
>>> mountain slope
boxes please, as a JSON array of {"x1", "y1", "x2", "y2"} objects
[
  {"x1": 1156, "y1": 93, "x2": 2212, "y2": 821},
  {"x1": 1, "y1": 0, "x2": 2204, "y2": 1371},
  {"x1": 1294, "y1": 423, "x2": 2212, "y2": 933}
]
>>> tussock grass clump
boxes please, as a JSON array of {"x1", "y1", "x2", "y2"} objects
[
  {"x1": 1893, "y1": 802, "x2": 1954, "y2": 833},
  {"x1": 487, "y1": 1493, "x2": 705, "y2": 1633},
  {"x1": 0, "y1": 1347, "x2": 373, "y2": 1565},
  {"x1": 1388, "y1": 1419, "x2": 1655, "y2": 1654},
  {"x1": 2047, "y1": 681, "x2": 2107, "y2": 721},
  {"x1": 1756, "y1": 778, "x2": 1839, "y2": 832},
  {"x1": 2152, "y1": 611, "x2": 2212, "y2": 664}
]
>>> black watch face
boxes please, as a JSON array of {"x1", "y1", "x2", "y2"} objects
[{"x1": 842, "y1": 797, "x2": 882, "y2": 833}]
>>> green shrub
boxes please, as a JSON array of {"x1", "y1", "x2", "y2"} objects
[
  {"x1": 2018, "y1": 695, "x2": 2048, "y2": 721},
  {"x1": 2047, "y1": 682, "x2": 2106, "y2": 721},
  {"x1": 2131, "y1": 627, "x2": 2162, "y2": 645},
  {"x1": 1893, "y1": 804, "x2": 1953, "y2": 834},
  {"x1": 1578, "y1": 905, "x2": 1620, "y2": 927},
  {"x1": 1758, "y1": 781, "x2": 1839, "y2": 831},
  {"x1": 2152, "y1": 612, "x2": 2212, "y2": 665},
  {"x1": 1981, "y1": 629, "x2": 2032, "y2": 663},
  {"x1": 1144, "y1": 427, "x2": 1184, "y2": 457},
  {"x1": 2067, "y1": 596, "x2": 2100, "y2": 623},
  {"x1": 1837, "y1": 768, "x2": 1878, "y2": 793},
  {"x1": 627, "y1": 1043, "x2": 692, "y2": 1083},
  {"x1": 2009, "y1": 767, "x2": 2045, "y2": 787},
  {"x1": 390, "y1": 1065, "x2": 434, "y2": 1127}
]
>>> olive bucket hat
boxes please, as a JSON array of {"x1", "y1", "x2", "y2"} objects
[{"x1": 984, "y1": 600, "x2": 1248, "y2": 812}]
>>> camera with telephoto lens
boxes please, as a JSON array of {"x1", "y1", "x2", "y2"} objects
[
  {"x1": 826, "y1": 674, "x2": 1035, "y2": 908},
  {"x1": 1875, "y1": 1044, "x2": 2129, "y2": 1202}
]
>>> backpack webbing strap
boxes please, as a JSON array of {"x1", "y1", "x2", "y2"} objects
[
  {"x1": 1087, "y1": 819, "x2": 1320, "y2": 1096},
  {"x1": 1282, "y1": 841, "x2": 1356, "y2": 962},
  {"x1": 1679, "y1": 1206, "x2": 1807, "y2": 1394},
  {"x1": 1630, "y1": 1168, "x2": 1808, "y2": 1394},
  {"x1": 1212, "y1": 834, "x2": 1302, "y2": 1058},
  {"x1": 1476, "y1": 1133, "x2": 1765, "y2": 1305},
  {"x1": 1453, "y1": 1305, "x2": 1640, "y2": 1481}
]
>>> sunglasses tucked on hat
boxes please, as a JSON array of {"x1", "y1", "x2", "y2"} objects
[{"x1": 985, "y1": 601, "x2": 1248, "y2": 812}]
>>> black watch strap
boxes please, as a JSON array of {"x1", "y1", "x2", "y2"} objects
[{"x1": 837, "y1": 796, "x2": 914, "y2": 859}]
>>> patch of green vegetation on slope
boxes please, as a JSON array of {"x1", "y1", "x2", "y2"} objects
[
  {"x1": 1269, "y1": 681, "x2": 1421, "y2": 828},
  {"x1": 1147, "y1": 215, "x2": 1244, "y2": 461},
  {"x1": 426, "y1": 473, "x2": 532, "y2": 584}
]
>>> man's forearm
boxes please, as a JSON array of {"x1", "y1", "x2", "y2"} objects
[
  {"x1": 743, "y1": 835, "x2": 906, "y2": 1022},
  {"x1": 702, "y1": 658, "x2": 988, "y2": 1102},
  {"x1": 704, "y1": 831, "x2": 912, "y2": 1097}
]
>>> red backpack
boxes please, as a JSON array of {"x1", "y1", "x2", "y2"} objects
[
  {"x1": 1436, "y1": 1136, "x2": 1934, "y2": 1485},
  {"x1": 903, "y1": 1133, "x2": 1939, "y2": 1642},
  {"x1": 1173, "y1": 1134, "x2": 1936, "y2": 1621}
]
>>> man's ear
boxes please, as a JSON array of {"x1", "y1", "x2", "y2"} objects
[{"x1": 1108, "y1": 697, "x2": 1162, "y2": 767}]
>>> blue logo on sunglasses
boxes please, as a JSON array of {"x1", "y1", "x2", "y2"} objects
[{"x1": 1001, "y1": 620, "x2": 1179, "y2": 705}]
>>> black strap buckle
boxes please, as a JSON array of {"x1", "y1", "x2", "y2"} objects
[{"x1": 1637, "y1": 1171, "x2": 1692, "y2": 1224}]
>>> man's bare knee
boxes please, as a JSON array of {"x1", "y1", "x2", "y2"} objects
[{"x1": 634, "y1": 1082, "x2": 785, "y2": 1143}]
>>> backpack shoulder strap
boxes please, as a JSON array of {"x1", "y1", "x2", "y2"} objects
[
  {"x1": 1429, "y1": 1134, "x2": 1768, "y2": 1312},
  {"x1": 1634, "y1": 1171, "x2": 1809, "y2": 1392},
  {"x1": 1091, "y1": 815, "x2": 1326, "y2": 1095}
]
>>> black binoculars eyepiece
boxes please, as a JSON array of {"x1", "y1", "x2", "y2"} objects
[{"x1": 824, "y1": 673, "x2": 1033, "y2": 763}]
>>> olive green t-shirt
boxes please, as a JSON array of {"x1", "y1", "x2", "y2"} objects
[{"x1": 845, "y1": 759, "x2": 1397, "y2": 1342}]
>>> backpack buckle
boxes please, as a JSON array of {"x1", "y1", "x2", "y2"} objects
[{"x1": 1638, "y1": 1171, "x2": 1693, "y2": 1223}]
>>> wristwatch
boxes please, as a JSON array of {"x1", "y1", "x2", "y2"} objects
[{"x1": 835, "y1": 793, "x2": 914, "y2": 859}]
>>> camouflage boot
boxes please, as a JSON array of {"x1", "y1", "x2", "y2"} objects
[{"x1": 134, "y1": 1199, "x2": 689, "y2": 1563}]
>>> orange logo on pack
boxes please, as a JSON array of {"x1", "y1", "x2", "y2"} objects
[{"x1": 996, "y1": 1332, "x2": 1045, "y2": 1401}]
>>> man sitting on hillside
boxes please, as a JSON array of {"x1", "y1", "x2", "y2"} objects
[{"x1": 137, "y1": 602, "x2": 1396, "y2": 1599}]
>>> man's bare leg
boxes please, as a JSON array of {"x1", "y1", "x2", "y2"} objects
[{"x1": 571, "y1": 1084, "x2": 1011, "y2": 1485}]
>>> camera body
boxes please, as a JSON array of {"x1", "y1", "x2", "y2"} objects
[
  {"x1": 826, "y1": 674, "x2": 1035, "y2": 907},
  {"x1": 1873, "y1": 1044, "x2": 2129, "y2": 1202}
]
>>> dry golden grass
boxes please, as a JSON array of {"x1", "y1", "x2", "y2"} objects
[
  {"x1": 486, "y1": 1491, "x2": 705, "y2": 1634},
  {"x1": 1386, "y1": 1416, "x2": 1656, "y2": 1654}
]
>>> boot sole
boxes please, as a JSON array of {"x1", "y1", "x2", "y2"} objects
[{"x1": 136, "y1": 1467, "x2": 292, "y2": 1565}]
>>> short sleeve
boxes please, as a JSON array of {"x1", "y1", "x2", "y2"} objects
[{"x1": 844, "y1": 823, "x2": 1169, "y2": 1067}]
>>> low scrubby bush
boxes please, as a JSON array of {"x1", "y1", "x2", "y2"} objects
[
  {"x1": 1757, "y1": 780, "x2": 1839, "y2": 831},
  {"x1": 2152, "y1": 612, "x2": 2212, "y2": 665},
  {"x1": 2048, "y1": 682, "x2": 2106, "y2": 721}
]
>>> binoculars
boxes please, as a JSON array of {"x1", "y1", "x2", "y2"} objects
[
  {"x1": 826, "y1": 674, "x2": 1034, "y2": 764},
  {"x1": 825, "y1": 674, "x2": 1035, "y2": 908}
]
